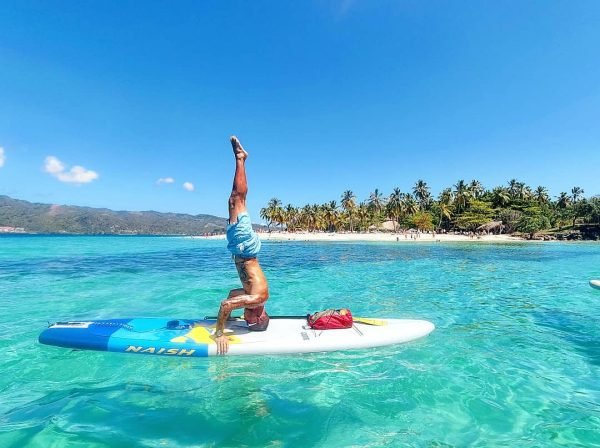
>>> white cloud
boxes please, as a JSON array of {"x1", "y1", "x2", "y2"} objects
[
  {"x1": 183, "y1": 181, "x2": 194, "y2": 192},
  {"x1": 44, "y1": 156, "x2": 64, "y2": 174},
  {"x1": 157, "y1": 177, "x2": 175, "y2": 184},
  {"x1": 0, "y1": 147, "x2": 5, "y2": 167},
  {"x1": 44, "y1": 156, "x2": 99, "y2": 184}
]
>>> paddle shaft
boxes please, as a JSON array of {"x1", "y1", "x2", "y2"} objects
[{"x1": 203, "y1": 315, "x2": 386, "y2": 326}]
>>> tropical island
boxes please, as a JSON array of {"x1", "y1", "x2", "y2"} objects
[
  {"x1": 258, "y1": 179, "x2": 600, "y2": 241},
  {"x1": 1, "y1": 179, "x2": 599, "y2": 240}
]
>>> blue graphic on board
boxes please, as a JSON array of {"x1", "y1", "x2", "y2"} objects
[{"x1": 38, "y1": 318, "x2": 222, "y2": 358}]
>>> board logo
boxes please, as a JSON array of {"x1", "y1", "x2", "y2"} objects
[{"x1": 125, "y1": 346, "x2": 196, "y2": 356}]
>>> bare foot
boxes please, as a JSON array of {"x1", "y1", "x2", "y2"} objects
[{"x1": 230, "y1": 136, "x2": 248, "y2": 160}]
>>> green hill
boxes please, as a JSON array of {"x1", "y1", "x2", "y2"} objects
[{"x1": 0, "y1": 195, "x2": 230, "y2": 235}]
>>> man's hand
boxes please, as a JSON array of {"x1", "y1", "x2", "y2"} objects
[{"x1": 214, "y1": 335, "x2": 230, "y2": 355}]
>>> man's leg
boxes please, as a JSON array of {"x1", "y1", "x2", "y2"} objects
[
  {"x1": 228, "y1": 288, "x2": 246, "y2": 298},
  {"x1": 228, "y1": 136, "x2": 249, "y2": 223}
]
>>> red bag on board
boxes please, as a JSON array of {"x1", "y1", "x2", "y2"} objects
[{"x1": 307, "y1": 308, "x2": 353, "y2": 330}]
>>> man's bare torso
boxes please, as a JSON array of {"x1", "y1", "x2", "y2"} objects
[{"x1": 234, "y1": 256, "x2": 269, "y2": 298}]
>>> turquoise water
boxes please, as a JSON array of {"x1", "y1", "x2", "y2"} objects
[{"x1": 1, "y1": 236, "x2": 599, "y2": 447}]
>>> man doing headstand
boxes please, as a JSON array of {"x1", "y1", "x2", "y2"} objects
[{"x1": 213, "y1": 136, "x2": 269, "y2": 355}]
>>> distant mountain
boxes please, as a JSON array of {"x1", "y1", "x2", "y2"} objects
[{"x1": 0, "y1": 195, "x2": 231, "y2": 235}]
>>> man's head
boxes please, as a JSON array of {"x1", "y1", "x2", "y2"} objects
[{"x1": 244, "y1": 306, "x2": 269, "y2": 331}]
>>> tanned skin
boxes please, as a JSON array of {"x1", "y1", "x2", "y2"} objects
[{"x1": 214, "y1": 136, "x2": 269, "y2": 355}]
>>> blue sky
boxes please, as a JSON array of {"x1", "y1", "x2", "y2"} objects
[{"x1": 1, "y1": 1, "x2": 599, "y2": 219}]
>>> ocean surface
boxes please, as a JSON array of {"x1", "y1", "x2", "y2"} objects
[{"x1": 0, "y1": 236, "x2": 599, "y2": 447}]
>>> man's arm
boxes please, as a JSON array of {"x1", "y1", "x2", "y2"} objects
[{"x1": 214, "y1": 293, "x2": 266, "y2": 355}]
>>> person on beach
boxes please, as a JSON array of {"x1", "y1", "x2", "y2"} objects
[{"x1": 213, "y1": 136, "x2": 270, "y2": 355}]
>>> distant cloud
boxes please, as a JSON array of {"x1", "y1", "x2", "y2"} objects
[
  {"x1": 44, "y1": 156, "x2": 64, "y2": 174},
  {"x1": 183, "y1": 182, "x2": 195, "y2": 192},
  {"x1": 0, "y1": 147, "x2": 5, "y2": 167},
  {"x1": 157, "y1": 177, "x2": 175, "y2": 184},
  {"x1": 44, "y1": 156, "x2": 99, "y2": 184}
]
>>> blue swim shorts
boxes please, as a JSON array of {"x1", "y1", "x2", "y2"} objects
[{"x1": 226, "y1": 212, "x2": 261, "y2": 258}]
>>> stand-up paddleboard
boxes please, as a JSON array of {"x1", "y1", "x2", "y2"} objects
[
  {"x1": 590, "y1": 280, "x2": 600, "y2": 290},
  {"x1": 39, "y1": 316, "x2": 435, "y2": 357}
]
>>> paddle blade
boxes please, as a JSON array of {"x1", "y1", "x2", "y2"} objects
[{"x1": 354, "y1": 317, "x2": 387, "y2": 326}]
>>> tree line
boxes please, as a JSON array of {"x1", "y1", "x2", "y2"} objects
[{"x1": 260, "y1": 179, "x2": 600, "y2": 235}]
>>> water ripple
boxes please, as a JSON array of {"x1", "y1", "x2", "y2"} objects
[{"x1": 0, "y1": 236, "x2": 599, "y2": 447}]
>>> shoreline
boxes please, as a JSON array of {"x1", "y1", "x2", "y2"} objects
[
  {"x1": 202, "y1": 231, "x2": 524, "y2": 243},
  {"x1": 3, "y1": 232, "x2": 595, "y2": 243}
]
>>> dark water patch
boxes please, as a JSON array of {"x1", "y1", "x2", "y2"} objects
[
  {"x1": 533, "y1": 308, "x2": 600, "y2": 366},
  {"x1": 1, "y1": 380, "x2": 335, "y2": 447}
]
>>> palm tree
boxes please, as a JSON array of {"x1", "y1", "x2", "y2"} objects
[
  {"x1": 557, "y1": 192, "x2": 571, "y2": 209},
  {"x1": 284, "y1": 204, "x2": 298, "y2": 232},
  {"x1": 453, "y1": 180, "x2": 471, "y2": 213},
  {"x1": 413, "y1": 180, "x2": 431, "y2": 211},
  {"x1": 508, "y1": 179, "x2": 520, "y2": 200},
  {"x1": 341, "y1": 190, "x2": 356, "y2": 232},
  {"x1": 491, "y1": 187, "x2": 510, "y2": 208},
  {"x1": 368, "y1": 189, "x2": 386, "y2": 215},
  {"x1": 323, "y1": 201, "x2": 339, "y2": 232},
  {"x1": 259, "y1": 207, "x2": 272, "y2": 231},
  {"x1": 570, "y1": 187, "x2": 585, "y2": 228},
  {"x1": 386, "y1": 187, "x2": 403, "y2": 231},
  {"x1": 260, "y1": 198, "x2": 281, "y2": 231},
  {"x1": 468, "y1": 180, "x2": 485, "y2": 200},
  {"x1": 265, "y1": 198, "x2": 283, "y2": 231},
  {"x1": 266, "y1": 198, "x2": 282, "y2": 214},
  {"x1": 534, "y1": 186, "x2": 549, "y2": 205},
  {"x1": 571, "y1": 186, "x2": 584, "y2": 203},
  {"x1": 300, "y1": 204, "x2": 312, "y2": 231},
  {"x1": 312, "y1": 204, "x2": 325, "y2": 232},
  {"x1": 356, "y1": 202, "x2": 370, "y2": 231},
  {"x1": 437, "y1": 188, "x2": 453, "y2": 230},
  {"x1": 507, "y1": 180, "x2": 531, "y2": 201},
  {"x1": 273, "y1": 208, "x2": 285, "y2": 231},
  {"x1": 517, "y1": 182, "x2": 532, "y2": 201},
  {"x1": 401, "y1": 193, "x2": 419, "y2": 216},
  {"x1": 331, "y1": 203, "x2": 343, "y2": 231}
]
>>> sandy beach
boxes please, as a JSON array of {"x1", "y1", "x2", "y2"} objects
[{"x1": 202, "y1": 231, "x2": 522, "y2": 243}]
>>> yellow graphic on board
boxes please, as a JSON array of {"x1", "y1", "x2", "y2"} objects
[{"x1": 170, "y1": 324, "x2": 241, "y2": 345}]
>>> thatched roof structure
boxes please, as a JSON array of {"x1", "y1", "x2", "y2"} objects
[
  {"x1": 477, "y1": 221, "x2": 504, "y2": 233},
  {"x1": 380, "y1": 220, "x2": 397, "y2": 231},
  {"x1": 368, "y1": 221, "x2": 397, "y2": 232}
]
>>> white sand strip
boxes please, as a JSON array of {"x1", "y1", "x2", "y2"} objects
[{"x1": 199, "y1": 231, "x2": 523, "y2": 243}]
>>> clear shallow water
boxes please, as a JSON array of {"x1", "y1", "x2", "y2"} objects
[{"x1": 1, "y1": 236, "x2": 599, "y2": 447}]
